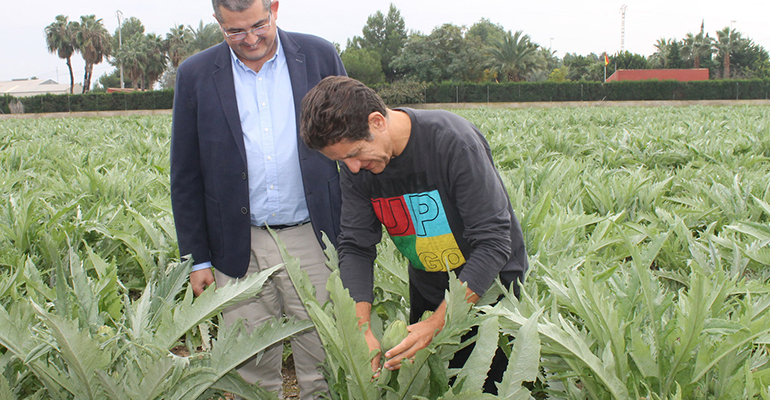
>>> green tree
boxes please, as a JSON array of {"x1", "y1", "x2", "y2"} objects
[
  {"x1": 112, "y1": 33, "x2": 147, "y2": 89},
  {"x1": 45, "y1": 15, "x2": 77, "y2": 94},
  {"x1": 532, "y1": 47, "x2": 561, "y2": 81},
  {"x1": 348, "y1": 3, "x2": 407, "y2": 82},
  {"x1": 96, "y1": 69, "x2": 136, "y2": 90},
  {"x1": 73, "y1": 15, "x2": 111, "y2": 93},
  {"x1": 563, "y1": 53, "x2": 603, "y2": 81},
  {"x1": 165, "y1": 25, "x2": 192, "y2": 68},
  {"x1": 111, "y1": 16, "x2": 146, "y2": 89},
  {"x1": 485, "y1": 30, "x2": 540, "y2": 82},
  {"x1": 650, "y1": 38, "x2": 671, "y2": 68},
  {"x1": 682, "y1": 25, "x2": 713, "y2": 69},
  {"x1": 467, "y1": 18, "x2": 506, "y2": 47},
  {"x1": 113, "y1": 16, "x2": 145, "y2": 48},
  {"x1": 158, "y1": 25, "x2": 194, "y2": 91},
  {"x1": 340, "y1": 47, "x2": 385, "y2": 85},
  {"x1": 652, "y1": 38, "x2": 686, "y2": 69},
  {"x1": 611, "y1": 51, "x2": 649, "y2": 70},
  {"x1": 389, "y1": 32, "x2": 436, "y2": 82},
  {"x1": 548, "y1": 67, "x2": 568, "y2": 82},
  {"x1": 143, "y1": 33, "x2": 168, "y2": 89},
  {"x1": 727, "y1": 38, "x2": 770, "y2": 79},
  {"x1": 111, "y1": 32, "x2": 168, "y2": 90},
  {"x1": 715, "y1": 27, "x2": 743, "y2": 78},
  {"x1": 187, "y1": 20, "x2": 221, "y2": 53},
  {"x1": 667, "y1": 41, "x2": 686, "y2": 69},
  {"x1": 391, "y1": 24, "x2": 484, "y2": 83}
]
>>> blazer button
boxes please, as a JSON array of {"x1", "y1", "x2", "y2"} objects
[
  {"x1": 241, "y1": 207, "x2": 248, "y2": 214},
  {"x1": 242, "y1": 172, "x2": 247, "y2": 180}
]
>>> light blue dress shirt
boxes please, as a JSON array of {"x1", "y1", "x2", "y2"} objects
[{"x1": 192, "y1": 37, "x2": 309, "y2": 272}]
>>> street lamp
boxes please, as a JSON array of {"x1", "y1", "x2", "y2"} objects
[{"x1": 116, "y1": 10, "x2": 124, "y2": 89}]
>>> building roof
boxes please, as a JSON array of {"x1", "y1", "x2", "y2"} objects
[{"x1": 0, "y1": 78, "x2": 82, "y2": 97}]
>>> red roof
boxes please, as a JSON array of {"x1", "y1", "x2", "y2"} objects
[{"x1": 606, "y1": 69, "x2": 709, "y2": 82}]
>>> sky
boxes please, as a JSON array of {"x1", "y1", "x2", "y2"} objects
[{"x1": 2, "y1": 0, "x2": 769, "y2": 85}]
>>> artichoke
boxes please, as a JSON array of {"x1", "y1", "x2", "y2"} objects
[{"x1": 381, "y1": 320, "x2": 409, "y2": 351}]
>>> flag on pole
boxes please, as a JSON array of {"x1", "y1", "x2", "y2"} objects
[{"x1": 604, "y1": 53, "x2": 610, "y2": 66}]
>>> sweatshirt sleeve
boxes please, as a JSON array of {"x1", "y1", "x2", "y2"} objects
[
  {"x1": 447, "y1": 135, "x2": 513, "y2": 298},
  {"x1": 336, "y1": 165, "x2": 382, "y2": 303}
]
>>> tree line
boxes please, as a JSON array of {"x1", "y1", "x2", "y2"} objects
[
  {"x1": 45, "y1": 15, "x2": 221, "y2": 93},
  {"x1": 45, "y1": 4, "x2": 770, "y2": 93}
]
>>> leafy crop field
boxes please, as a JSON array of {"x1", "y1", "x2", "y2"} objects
[{"x1": 1, "y1": 105, "x2": 769, "y2": 399}]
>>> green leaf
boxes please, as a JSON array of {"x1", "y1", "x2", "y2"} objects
[
  {"x1": 207, "y1": 317, "x2": 313, "y2": 386},
  {"x1": 492, "y1": 305, "x2": 630, "y2": 399},
  {"x1": 496, "y1": 308, "x2": 540, "y2": 400},
  {"x1": 436, "y1": 392, "x2": 499, "y2": 400},
  {"x1": 207, "y1": 370, "x2": 281, "y2": 400},
  {"x1": 454, "y1": 315, "x2": 498, "y2": 392},
  {"x1": 0, "y1": 377, "x2": 15, "y2": 400},
  {"x1": 146, "y1": 262, "x2": 283, "y2": 350},
  {"x1": 273, "y1": 229, "x2": 380, "y2": 400},
  {"x1": 30, "y1": 301, "x2": 112, "y2": 399}
]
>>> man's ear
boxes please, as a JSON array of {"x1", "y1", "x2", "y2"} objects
[
  {"x1": 368, "y1": 111, "x2": 387, "y2": 132},
  {"x1": 271, "y1": 0, "x2": 280, "y2": 21}
]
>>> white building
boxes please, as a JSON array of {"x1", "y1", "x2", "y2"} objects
[{"x1": 0, "y1": 79, "x2": 83, "y2": 97}]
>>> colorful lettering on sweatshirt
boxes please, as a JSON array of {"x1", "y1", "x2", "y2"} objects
[{"x1": 371, "y1": 190, "x2": 465, "y2": 272}]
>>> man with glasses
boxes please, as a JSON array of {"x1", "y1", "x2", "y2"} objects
[{"x1": 170, "y1": 0, "x2": 345, "y2": 398}]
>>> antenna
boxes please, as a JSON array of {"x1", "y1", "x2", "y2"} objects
[{"x1": 620, "y1": 5, "x2": 627, "y2": 53}]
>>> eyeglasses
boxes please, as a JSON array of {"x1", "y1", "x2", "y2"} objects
[{"x1": 222, "y1": 12, "x2": 272, "y2": 41}]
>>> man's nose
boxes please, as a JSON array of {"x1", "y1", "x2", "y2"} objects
[
  {"x1": 344, "y1": 159, "x2": 361, "y2": 173},
  {"x1": 243, "y1": 31, "x2": 260, "y2": 45}
]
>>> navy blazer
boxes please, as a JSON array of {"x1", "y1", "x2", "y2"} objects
[{"x1": 170, "y1": 29, "x2": 346, "y2": 278}]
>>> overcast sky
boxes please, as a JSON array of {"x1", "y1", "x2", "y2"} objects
[{"x1": 2, "y1": 0, "x2": 768, "y2": 85}]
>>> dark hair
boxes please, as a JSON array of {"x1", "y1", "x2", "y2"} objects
[
  {"x1": 212, "y1": 0, "x2": 270, "y2": 22},
  {"x1": 300, "y1": 76, "x2": 388, "y2": 150}
]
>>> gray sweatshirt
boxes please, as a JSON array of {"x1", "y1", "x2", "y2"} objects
[{"x1": 337, "y1": 108, "x2": 528, "y2": 305}]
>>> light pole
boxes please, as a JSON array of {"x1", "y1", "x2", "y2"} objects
[{"x1": 116, "y1": 10, "x2": 124, "y2": 89}]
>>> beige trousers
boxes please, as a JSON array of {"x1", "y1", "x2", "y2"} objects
[{"x1": 215, "y1": 223, "x2": 330, "y2": 400}]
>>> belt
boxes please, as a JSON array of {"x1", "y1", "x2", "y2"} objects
[{"x1": 257, "y1": 221, "x2": 310, "y2": 230}]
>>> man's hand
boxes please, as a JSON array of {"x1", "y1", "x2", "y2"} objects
[
  {"x1": 382, "y1": 287, "x2": 480, "y2": 371},
  {"x1": 190, "y1": 268, "x2": 215, "y2": 296},
  {"x1": 383, "y1": 313, "x2": 444, "y2": 371},
  {"x1": 364, "y1": 327, "x2": 382, "y2": 374},
  {"x1": 355, "y1": 302, "x2": 382, "y2": 374}
]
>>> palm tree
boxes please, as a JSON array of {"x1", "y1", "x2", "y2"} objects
[
  {"x1": 165, "y1": 25, "x2": 192, "y2": 68},
  {"x1": 45, "y1": 15, "x2": 77, "y2": 94},
  {"x1": 113, "y1": 33, "x2": 169, "y2": 90},
  {"x1": 143, "y1": 33, "x2": 168, "y2": 89},
  {"x1": 74, "y1": 15, "x2": 111, "y2": 93},
  {"x1": 682, "y1": 32, "x2": 713, "y2": 69},
  {"x1": 715, "y1": 27, "x2": 743, "y2": 79},
  {"x1": 75, "y1": 15, "x2": 111, "y2": 93},
  {"x1": 112, "y1": 33, "x2": 147, "y2": 89},
  {"x1": 651, "y1": 38, "x2": 671, "y2": 68},
  {"x1": 485, "y1": 30, "x2": 539, "y2": 82},
  {"x1": 187, "y1": 21, "x2": 221, "y2": 54}
]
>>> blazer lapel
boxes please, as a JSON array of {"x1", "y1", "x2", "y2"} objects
[
  {"x1": 212, "y1": 42, "x2": 248, "y2": 165},
  {"x1": 280, "y1": 29, "x2": 307, "y2": 134}
]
